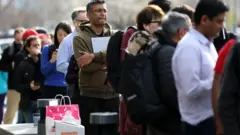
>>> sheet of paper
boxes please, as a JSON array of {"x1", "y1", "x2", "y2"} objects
[{"x1": 91, "y1": 37, "x2": 110, "y2": 53}]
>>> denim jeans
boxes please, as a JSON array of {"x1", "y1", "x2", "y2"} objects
[{"x1": 17, "y1": 101, "x2": 39, "y2": 123}]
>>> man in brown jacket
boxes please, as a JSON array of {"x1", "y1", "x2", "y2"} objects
[{"x1": 73, "y1": 0, "x2": 118, "y2": 135}]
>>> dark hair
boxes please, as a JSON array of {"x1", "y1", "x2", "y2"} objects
[
  {"x1": 172, "y1": 5, "x2": 194, "y2": 20},
  {"x1": 71, "y1": 7, "x2": 86, "y2": 20},
  {"x1": 194, "y1": 0, "x2": 229, "y2": 25},
  {"x1": 86, "y1": 0, "x2": 105, "y2": 12},
  {"x1": 36, "y1": 28, "x2": 48, "y2": 34},
  {"x1": 214, "y1": 29, "x2": 237, "y2": 52},
  {"x1": 54, "y1": 22, "x2": 72, "y2": 48},
  {"x1": 136, "y1": 5, "x2": 165, "y2": 30},
  {"x1": 148, "y1": 0, "x2": 172, "y2": 13},
  {"x1": 25, "y1": 36, "x2": 39, "y2": 48}
]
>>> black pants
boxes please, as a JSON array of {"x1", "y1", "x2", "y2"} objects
[
  {"x1": 182, "y1": 117, "x2": 216, "y2": 135},
  {"x1": 78, "y1": 96, "x2": 119, "y2": 135},
  {"x1": 42, "y1": 85, "x2": 67, "y2": 99},
  {"x1": 68, "y1": 84, "x2": 80, "y2": 105}
]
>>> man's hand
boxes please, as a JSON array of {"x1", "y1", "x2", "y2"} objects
[
  {"x1": 30, "y1": 81, "x2": 40, "y2": 91},
  {"x1": 77, "y1": 51, "x2": 95, "y2": 68}
]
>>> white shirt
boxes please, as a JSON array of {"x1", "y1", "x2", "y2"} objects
[
  {"x1": 172, "y1": 29, "x2": 218, "y2": 125},
  {"x1": 57, "y1": 30, "x2": 78, "y2": 75}
]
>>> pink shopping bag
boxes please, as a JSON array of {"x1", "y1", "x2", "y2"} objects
[{"x1": 45, "y1": 95, "x2": 81, "y2": 135}]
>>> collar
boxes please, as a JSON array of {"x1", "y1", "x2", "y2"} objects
[
  {"x1": 72, "y1": 29, "x2": 78, "y2": 36},
  {"x1": 190, "y1": 28, "x2": 212, "y2": 46}
]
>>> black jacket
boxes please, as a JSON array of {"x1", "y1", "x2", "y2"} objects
[
  {"x1": 218, "y1": 42, "x2": 240, "y2": 135},
  {"x1": 149, "y1": 30, "x2": 181, "y2": 134},
  {"x1": 0, "y1": 41, "x2": 23, "y2": 89},
  {"x1": 14, "y1": 55, "x2": 44, "y2": 110},
  {"x1": 14, "y1": 47, "x2": 28, "y2": 69},
  {"x1": 213, "y1": 29, "x2": 236, "y2": 52},
  {"x1": 66, "y1": 55, "x2": 79, "y2": 98}
]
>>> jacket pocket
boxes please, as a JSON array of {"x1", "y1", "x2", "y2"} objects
[{"x1": 80, "y1": 70, "x2": 107, "y2": 91}]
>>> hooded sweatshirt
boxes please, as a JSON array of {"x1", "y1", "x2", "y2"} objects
[{"x1": 73, "y1": 21, "x2": 117, "y2": 99}]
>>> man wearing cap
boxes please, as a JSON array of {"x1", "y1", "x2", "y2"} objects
[
  {"x1": 73, "y1": 1, "x2": 118, "y2": 135},
  {"x1": 0, "y1": 27, "x2": 26, "y2": 124}
]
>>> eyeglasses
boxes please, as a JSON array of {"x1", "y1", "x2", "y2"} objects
[
  {"x1": 74, "y1": 18, "x2": 88, "y2": 23},
  {"x1": 150, "y1": 21, "x2": 162, "y2": 25},
  {"x1": 91, "y1": 9, "x2": 107, "y2": 13}
]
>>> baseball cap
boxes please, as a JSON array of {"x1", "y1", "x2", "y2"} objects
[
  {"x1": 36, "y1": 28, "x2": 48, "y2": 34},
  {"x1": 22, "y1": 29, "x2": 39, "y2": 40}
]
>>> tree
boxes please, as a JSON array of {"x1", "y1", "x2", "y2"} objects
[{"x1": 0, "y1": 0, "x2": 14, "y2": 16}]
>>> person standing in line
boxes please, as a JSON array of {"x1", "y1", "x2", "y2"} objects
[
  {"x1": 0, "y1": 27, "x2": 26, "y2": 124},
  {"x1": 57, "y1": 7, "x2": 88, "y2": 103},
  {"x1": 57, "y1": 7, "x2": 88, "y2": 75},
  {"x1": 41, "y1": 22, "x2": 72, "y2": 99},
  {"x1": 217, "y1": 42, "x2": 240, "y2": 135},
  {"x1": 73, "y1": 1, "x2": 118, "y2": 135},
  {"x1": 171, "y1": 0, "x2": 228, "y2": 135},
  {"x1": 14, "y1": 36, "x2": 43, "y2": 123},
  {"x1": 0, "y1": 63, "x2": 8, "y2": 124}
]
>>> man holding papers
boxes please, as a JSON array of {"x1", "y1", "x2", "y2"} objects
[{"x1": 73, "y1": 1, "x2": 118, "y2": 135}]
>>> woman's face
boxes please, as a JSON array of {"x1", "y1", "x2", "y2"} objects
[
  {"x1": 144, "y1": 19, "x2": 162, "y2": 35},
  {"x1": 57, "y1": 28, "x2": 68, "y2": 44}
]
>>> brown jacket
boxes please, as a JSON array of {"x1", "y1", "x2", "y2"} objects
[{"x1": 73, "y1": 21, "x2": 117, "y2": 99}]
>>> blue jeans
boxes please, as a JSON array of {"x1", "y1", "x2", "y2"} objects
[{"x1": 17, "y1": 101, "x2": 39, "y2": 123}]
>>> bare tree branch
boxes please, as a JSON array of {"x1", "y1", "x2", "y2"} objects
[{"x1": 0, "y1": 0, "x2": 14, "y2": 15}]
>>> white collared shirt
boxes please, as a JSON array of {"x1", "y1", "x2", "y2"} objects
[
  {"x1": 172, "y1": 28, "x2": 218, "y2": 125},
  {"x1": 57, "y1": 30, "x2": 78, "y2": 75}
]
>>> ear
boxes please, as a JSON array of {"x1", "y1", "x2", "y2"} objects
[
  {"x1": 143, "y1": 24, "x2": 149, "y2": 31},
  {"x1": 26, "y1": 47, "x2": 30, "y2": 52},
  {"x1": 178, "y1": 28, "x2": 185, "y2": 38},
  {"x1": 87, "y1": 12, "x2": 91, "y2": 19},
  {"x1": 201, "y1": 15, "x2": 210, "y2": 25}
]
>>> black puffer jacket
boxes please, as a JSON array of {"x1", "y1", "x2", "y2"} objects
[{"x1": 148, "y1": 30, "x2": 181, "y2": 135}]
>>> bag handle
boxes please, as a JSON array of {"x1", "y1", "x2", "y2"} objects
[
  {"x1": 60, "y1": 96, "x2": 72, "y2": 105},
  {"x1": 54, "y1": 94, "x2": 65, "y2": 105},
  {"x1": 63, "y1": 96, "x2": 72, "y2": 105},
  {"x1": 54, "y1": 94, "x2": 64, "y2": 99}
]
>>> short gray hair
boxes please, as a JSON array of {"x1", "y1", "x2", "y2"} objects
[
  {"x1": 161, "y1": 11, "x2": 190, "y2": 37},
  {"x1": 71, "y1": 7, "x2": 86, "y2": 21}
]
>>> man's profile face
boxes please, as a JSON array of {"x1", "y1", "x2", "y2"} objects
[
  {"x1": 73, "y1": 12, "x2": 89, "y2": 30},
  {"x1": 14, "y1": 32, "x2": 23, "y2": 42},
  {"x1": 203, "y1": 12, "x2": 226, "y2": 38}
]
